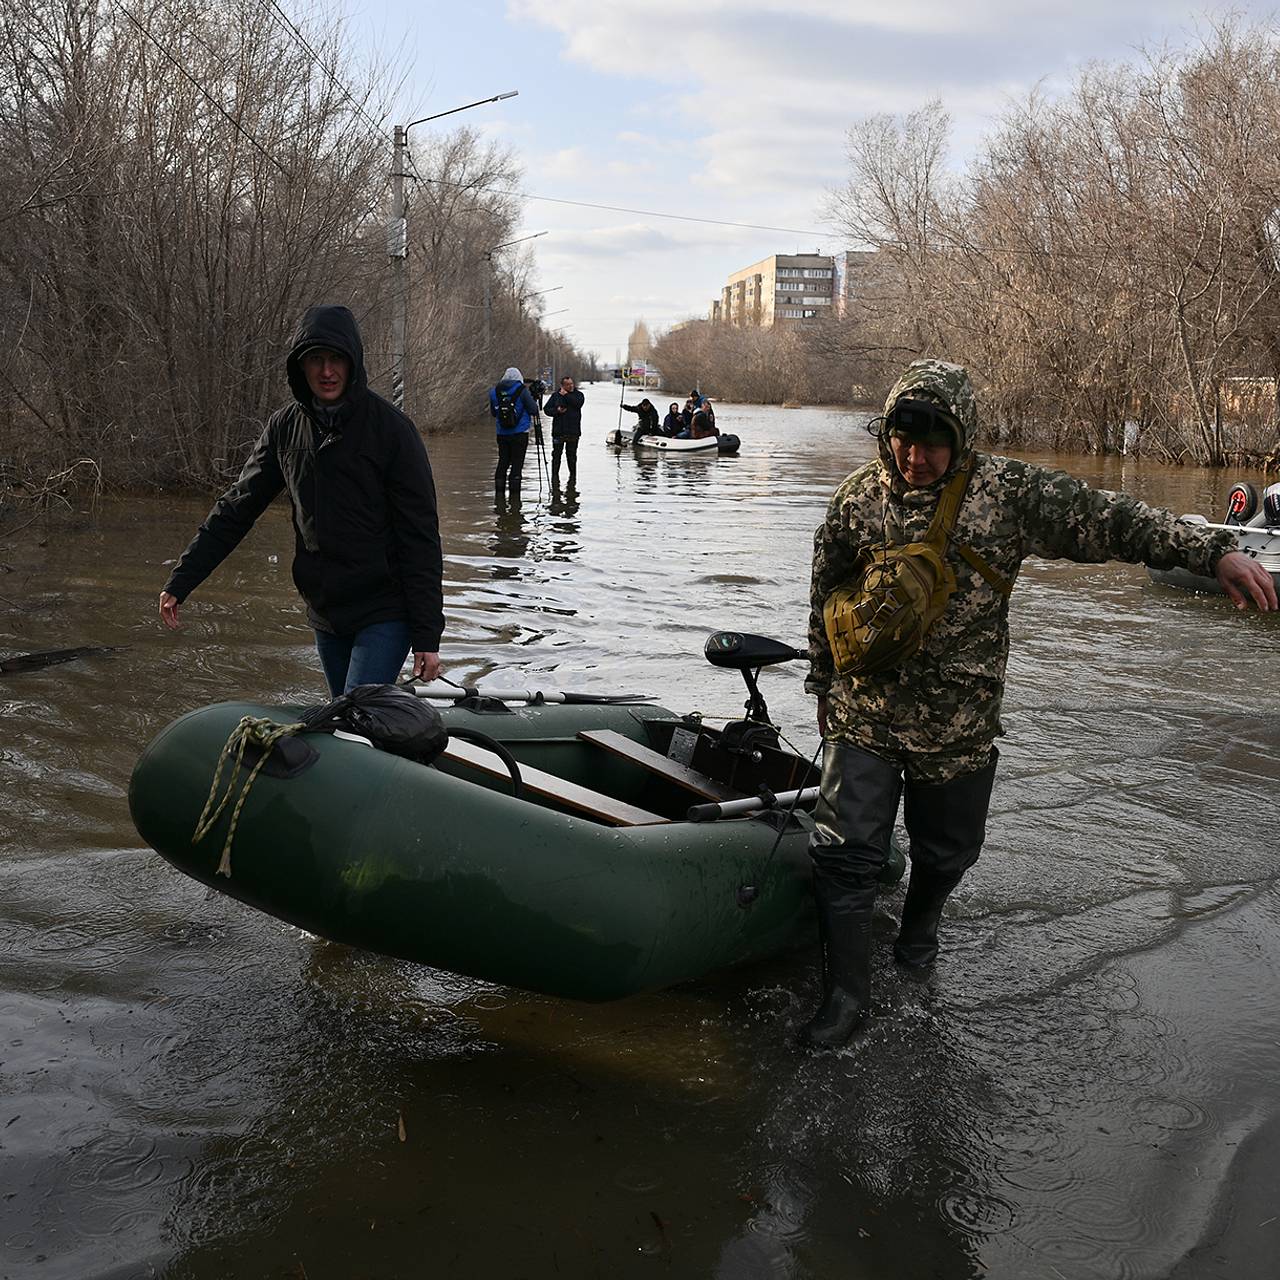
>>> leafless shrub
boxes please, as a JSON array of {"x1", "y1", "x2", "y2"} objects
[
  {"x1": 0, "y1": 0, "x2": 589, "y2": 496},
  {"x1": 826, "y1": 17, "x2": 1280, "y2": 465}
]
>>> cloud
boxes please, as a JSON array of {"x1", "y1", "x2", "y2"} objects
[
  {"x1": 528, "y1": 145, "x2": 659, "y2": 184},
  {"x1": 540, "y1": 222, "x2": 726, "y2": 259},
  {"x1": 533, "y1": 145, "x2": 595, "y2": 181},
  {"x1": 502, "y1": 0, "x2": 1278, "y2": 354}
]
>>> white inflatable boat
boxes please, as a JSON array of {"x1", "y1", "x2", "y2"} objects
[
  {"x1": 607, "y1": 428, "x2": 740, "y2": 455},
  {"x1": 1148, "y1": 481, "x2": 1280, "y2": 594}
]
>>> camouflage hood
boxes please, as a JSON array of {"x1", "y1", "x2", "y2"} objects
[{"x1": 879, "y1": 359, "x2": 978, "y2": 489}]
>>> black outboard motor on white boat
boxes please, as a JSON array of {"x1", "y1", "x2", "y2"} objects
[
  {"x1": 1224, "y1": 482, "x2": 1265, "y2": 527},
  {"x1": 1264, "y1": 482, "x2": 1280, "y2": 527}
]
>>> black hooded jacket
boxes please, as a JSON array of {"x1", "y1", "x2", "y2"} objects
[
  {"x1": 542, "y1": 387, "x2": 584, "y2": 439},
  {"x1": 622, "y1": 401, "x2": 660, "y2": 436},
  {"x1": 164, "y1": 305, "x2": 444, "y2": 651}
]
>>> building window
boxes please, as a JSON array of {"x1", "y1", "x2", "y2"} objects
[
  {"x1": 802, "y1": 296, "x2": 830, "y2": 305},
  {"x1": 803, "y1": 268, "x2": 833, "y2": 278}
]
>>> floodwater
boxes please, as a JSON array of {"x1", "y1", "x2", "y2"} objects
[{"x1": 2, "y1": 389, "x2": 1279, "y2": 1279}]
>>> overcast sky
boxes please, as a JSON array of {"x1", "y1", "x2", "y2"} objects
[{"x1": 350, "y1": 0, "x2": 1277, "y2": 362}]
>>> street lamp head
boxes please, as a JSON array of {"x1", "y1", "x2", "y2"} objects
[
  {"x1": 486, "y1": 230, "x2": 547, "y2": 256},
  {"x1": 405, "y1": 90, "x2": 519, "y2": 132}
]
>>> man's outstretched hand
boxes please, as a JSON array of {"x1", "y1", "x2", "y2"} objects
[
  {"x1": 158, "y1": 591, "x2": 181, "y2": 629},
  {"x1": 1215, "y1": 551, "x2": 1277, "y2": 611}
]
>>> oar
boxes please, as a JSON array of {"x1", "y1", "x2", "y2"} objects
[
  {"x1": 687, "y1": 786, "x2": 819, "y2": 823},
  {"x1": 409, "y1": 679, "x2": 654, "y2": 705}
]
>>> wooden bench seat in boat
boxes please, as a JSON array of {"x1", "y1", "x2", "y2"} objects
[
  {"x1": 439, "y1": 738, "x2": 667, "y2": 828},
  {"x1": 576, "y1": 729, "x2": 744, "y2": 803}
]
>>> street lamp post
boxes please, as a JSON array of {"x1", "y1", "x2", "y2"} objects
[
  {"x1": 389, "y1": 90, "x2": 517, "y2": 412},
  {"x1": 533, "y1": 310, "x2": 568, "y2": 382},
  {"x1": 482, "y1": 231, "x2": 547, "y2": 354},
  {"x1": 518, "y1": 285, "x2": 562, "y2": 305}
]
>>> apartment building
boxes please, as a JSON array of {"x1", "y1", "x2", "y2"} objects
[
  {"x1": 714, "y1": 253, "x2": 835, "y2": 327},
  {"x1": 833, "y1": 250, "x2": 877, "y2": 318}
]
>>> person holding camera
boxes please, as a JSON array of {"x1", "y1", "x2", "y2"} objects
[
  {"x1": 542, "y1": 375, "x2": 584, "y2": 485},
  {"x1": 489, "y1": 366, "x2": 540, "y2": 499}
]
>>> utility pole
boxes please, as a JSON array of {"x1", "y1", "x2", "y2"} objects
[
  {"x1": 520, "y1": 287, "x2": 561, "y2": 385},
  {"x1": 388, "y1": 91, "x2": 517, "y2": 413},
  {"x1": 537, "y1": 311, "x2": 568, "y2": 382},
  {"x1": 389, "y1": 125, "x2": 407, "y2": 411},
  {"x1": 481, "y1": 232, "x2": 547, "y2": 357},
  {"x1": 483, "y1": 257, "x2": 492, "y2": 354}
]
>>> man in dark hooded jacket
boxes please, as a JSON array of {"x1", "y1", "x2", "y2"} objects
[
  {"x1": 542, "y1": 375, "x2": 584, "y2": 484},
  {"x1": 621, "y1": 398, "x2": 660, "y2": 441},
  {"x1": 158, "y1": 304, "x2": 444, "y2": 696},
  {"x1": 801, "y1": 358, "x2": 1275, "y2": 1050}
]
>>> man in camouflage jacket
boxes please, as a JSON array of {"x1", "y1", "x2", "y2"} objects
[{"x1": 800, "y1": 358, "x2": 1275, "y2": 1050}]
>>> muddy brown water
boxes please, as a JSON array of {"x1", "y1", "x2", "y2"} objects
[{"x1": 2, "y1": 392, "x2": 1279, "y2": 1279}]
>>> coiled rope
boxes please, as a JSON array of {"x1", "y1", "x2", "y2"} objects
[{"x1": 192, "y1": 716, "x2": 304, "y2": 877}]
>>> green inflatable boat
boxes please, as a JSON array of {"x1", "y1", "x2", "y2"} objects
[{"x1": 129, "y1": 633, "x2": 903, "y2": 1001}]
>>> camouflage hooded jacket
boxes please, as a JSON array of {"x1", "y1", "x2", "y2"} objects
[{"x1": 807, "y1": 360, "x2": 1234, "y2": 763}]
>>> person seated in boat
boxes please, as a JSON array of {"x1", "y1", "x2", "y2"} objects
[
  {"x1": 688, "y1": 388, "x2": 704, "y2": 410},
  {"x1": 662, "y1": 403, "x2": 685, "y2": 436},
  {"x1": 801, "y1": 357, "x2": 1278, "y2": 1053},
  {"x1": 696, "y1": 399, "x2": 719, "y2": 435},
  {"x1": 622, "y1": 398, "x2": 661, "y2": 440},
  {"x1": 157, "y1": 304, "x2": 444, "y2": 697},
  {"x1": 686, "y1": 410, "x2": 719, "y2": 440}
]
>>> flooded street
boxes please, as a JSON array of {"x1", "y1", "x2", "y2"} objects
[{"x1": 3, "y1": 390, "x2": 1279, "y2": 1279}]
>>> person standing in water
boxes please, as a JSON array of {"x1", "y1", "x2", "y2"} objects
[
  {"x1": 802, "y1": 358, "x2": 1275, "y2": 1051},
  {"x1": 158, "y1": 304, "x2": 443, "y2": 696},
  {"x1": 542, "y1": 375, "x2": 584, "y2": 485},
  {"x1": 489, "y1": 366, "x2": 540, "y2": 499}
]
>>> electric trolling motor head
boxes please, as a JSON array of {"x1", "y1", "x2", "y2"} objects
[{"x1": 703, "y1": 631, "x2": 807, "y2": 758}]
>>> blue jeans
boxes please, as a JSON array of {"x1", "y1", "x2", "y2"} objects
[{"x1": 314, "y1": 619, "x2": 411, "y2": 697}]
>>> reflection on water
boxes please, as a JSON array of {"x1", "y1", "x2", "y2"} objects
[{"x1": 2, "y1": 389, "x2": 1279, "y2": 1278}]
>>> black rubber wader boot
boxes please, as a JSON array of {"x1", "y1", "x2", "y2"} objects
[
  {"x1": 801, "y1": 743, "x2": 904, "y2": 1051},
  {"x1": 894, "y1": 750, "x2": 998, "y2": 969}
]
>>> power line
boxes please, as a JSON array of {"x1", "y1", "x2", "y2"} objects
[
  {"x1": 254, "y1": 0, "x2": 392, "y2": 145},
  {"x1": 111, "y1": 1, "x2": 290, "y2": 176},
  {"x1": 416, "y1": 177, "x2": 835, "y2": 238},
  {"x1": 411, "y1": 175, "x2": 1220, "y2": 271}
]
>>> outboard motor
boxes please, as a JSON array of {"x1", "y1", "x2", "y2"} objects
[
  {"x1": 1264, "y1": 482, "x2": 1280, "y2": 527},
  {"x1": 703, "y1": 631, "x2": 806, "y2": 760},
  {"x1": 1224, "y1": 482, "x2": 1260, "y2": 526}
]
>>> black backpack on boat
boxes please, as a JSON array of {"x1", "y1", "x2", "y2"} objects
[{"x1": 299, "y1": 683, "x2": 448, "y2": 764}]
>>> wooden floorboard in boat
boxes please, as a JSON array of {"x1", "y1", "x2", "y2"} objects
[
  {"x1": 440, "y1": 738, "x2": 668, "y2": 827},
  {"x1": 577, "y1": 729, "x2": 744, "y2": 803}
]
